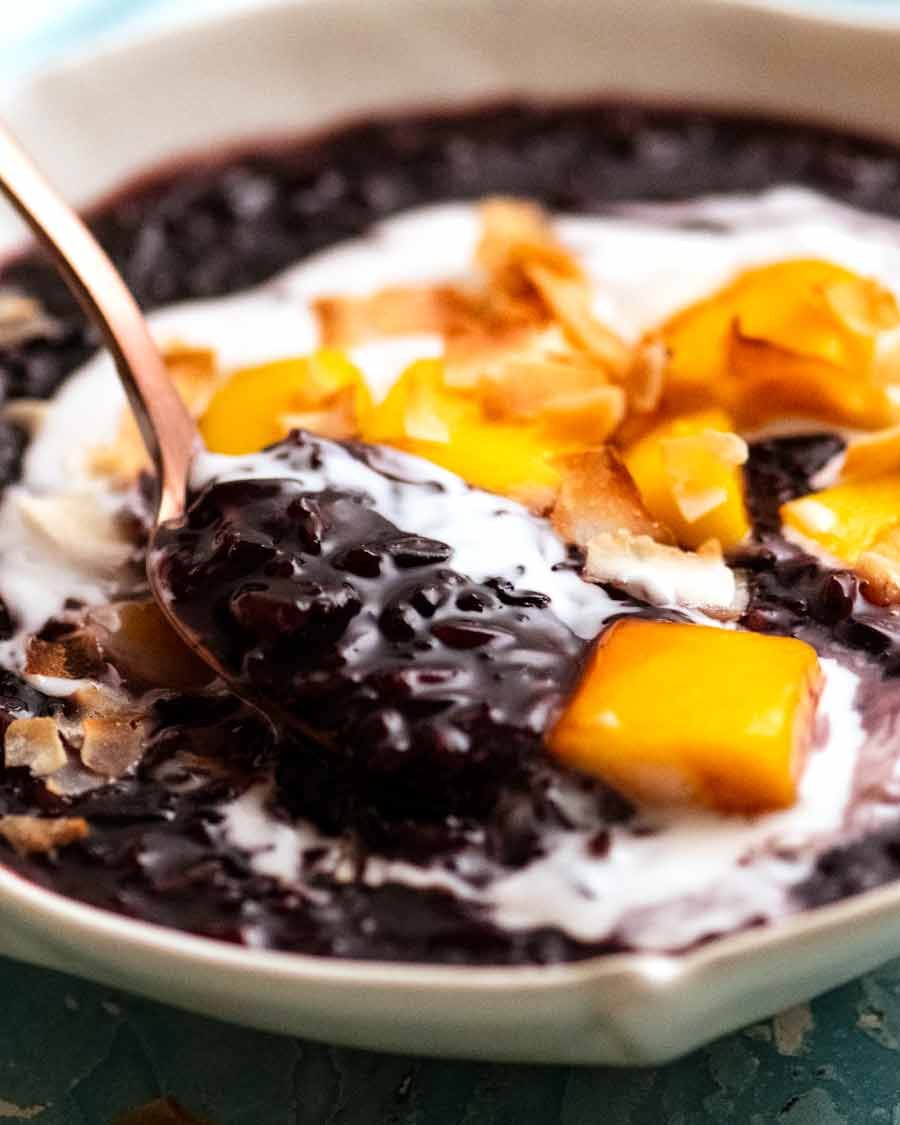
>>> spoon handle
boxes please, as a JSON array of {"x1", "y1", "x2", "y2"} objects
[{"x1": 0, "y1": 120, "x2": 198, "y2": 521}]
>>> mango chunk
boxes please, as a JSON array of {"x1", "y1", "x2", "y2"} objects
[
  {"x1": 478, "y1": 352, "x2": 625, "y2": 443},
  {"x1": 727, "y1": 328, "x2": 891, "y2": 430},
  {"x1": 659, "y1": 259, "x2": 900, "y2": 428},
  {"x1": 361, "y1": 359, "x2": 586, "y2": 510},
  {"x1": 549, "y1": 619, "x2": 822, "y2": 813},
  {"x1": 200, "y1": 350, "x2": 371, "y2": 455},
  {"x1": 622, "y1": 409, "x2": 750, "y2": 550},
  {"x1": 841, "y1": 423, "x2": 900, "y2": 482},
  {"x1": 780, "y1": 473, "x2": 900, "y2": 563}
]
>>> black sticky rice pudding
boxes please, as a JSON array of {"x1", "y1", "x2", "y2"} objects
[{"x1": 1, "y1": 103, "x2": 900, "y2": 964}]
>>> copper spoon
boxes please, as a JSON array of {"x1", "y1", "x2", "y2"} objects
[{"x1": 0, "y1": 121, "x2": 222, "y2": 674}]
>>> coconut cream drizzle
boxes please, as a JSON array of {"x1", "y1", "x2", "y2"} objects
[{"x1": 216, "y1": 658, "x2": 865, "y2": 950}]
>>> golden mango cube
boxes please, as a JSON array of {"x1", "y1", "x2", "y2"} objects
[
  {"x1": 549, "y1": 619, "x2": 822, "y2": 814},
  {"x1": 622, "y1": 409, "x2": 750, "y2": 550},
  {"x1": 726, "y1": 327, "x2": 894, "y2": 430},
  {"x1": 361, "y1": 359, "x2": 569, "y2": 510},
  {"x1": 735, "y1": 263, "x2": 875, "y2": 369},
  {"x1": 659, "y1": 259, "x2": 900, "y2": 428},
  {"x1": 478, "y1": 357, "x2": 626, "y2": 445},
  {"x1": 200, "y1": 350, "x2": 371, "y2": 455},
  {"x1": 841, "y1": 424, "x2": 900, "y2": 482},
  {"x1": 781, "y1": 473, "x2": 900, "y2": 563},
  {"x1": 661, "y1": 260, "x2": 857, "y2": 403}
]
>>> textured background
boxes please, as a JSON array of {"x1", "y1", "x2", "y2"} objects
[
  {"x1": 6, "y1": 954, "x2": 900, "y2": 1122},
  {"x1": 3, "y1": 2, "x2": 900, "y2": 1122}
]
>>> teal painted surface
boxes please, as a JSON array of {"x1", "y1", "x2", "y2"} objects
[{"x1": 2, "y1": 952, "x2": 900, "y2": 1123}]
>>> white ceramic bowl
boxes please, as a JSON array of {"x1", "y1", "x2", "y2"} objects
[{"x1": 3, "y1": 0, "x2": 900, "y2": 1065}]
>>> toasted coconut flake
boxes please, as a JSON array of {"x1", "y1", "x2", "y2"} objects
[
  {"x1": 626, "y1": 337, "x2": 668, "y2": 414},
  {"x1": 43, "y1": 672, "x2": 149, "y2": 778},
  {"x1": 0, "y1": 814, "x2": 88, "y2": 855},
  {"x1": 163, "y1": 343, "x2": 220, "y2": 410},
  {"x1": 476, "y1": 198, "x2": 580, "y2": 284},
  {"x1": 698, "y1": 430, "x2": 748, "y2": 465},
  {"x1": 551, "y1": 449, "x2": 670, "y2": 547},
  {"x1": 857, "y1": 524, "x2": 900, "y2": 606},
  {"x1": 17, "y1": 493, "x2": 135, "y2": 575},
  {"x1": 68, "y1": 681, "x2": 137, "y2": 720},
  {"x1": 314, "y1": 285, "x2": 452, "y2": 347},
  {"x1": 26, "y1": 632, "x2": 106, "y2": 681},
  {"x1": 445, "y1": 285, "x2": 547, "y2": 347},
  {"x1": 442, "y1": 332, "x2": 492, "y2": 390},
  {"x1": 525, "y1": 263, "x2": 631, "y2": 375},
  {"x1": 89, "y1": 344, "x2": 218, "y2": 484},
  {"x1": 671, "y1": 483, "x2": 729, "y2": 525},
  {"x1": 2, "y1": 398, "x2": 49, "y2": 435},
  {"x1": 80, "y1": 716, "x2": 144, "y2": 778},
  {"x1": 477, "y1": 198, "x2": 553, "y2": 259},
  {"x1": 448, "y1": 317, "x2": 626, "y2": 441},
  {"x1": 463, "y1": 198, "x2": 587, "y2": 345},
  {"x1": 4, "y1": 716, "x2": 66, "y2": 776},
  {"x1": 478, "y1": 346, "x2": 606, "y2": 416},
  {"x1": 44, "y1": 762, "x2": 109, "y2": 798},
  {"x1": 584, "y1": 529, "x2": 740, "y2": 613},
  {"x1": 0, "y1": 292, "x2": 54, "y2": 347},
  {"x1": 444, "y1": 323, "x2": 567, "y2": 389},
  {"x1": 87, "y1": 437, "x2": 143, "y2": 487}
]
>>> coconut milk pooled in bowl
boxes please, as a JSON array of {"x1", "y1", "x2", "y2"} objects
[{"x1": 4, "y1": 103, "x2": 900, "y2": 964}]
